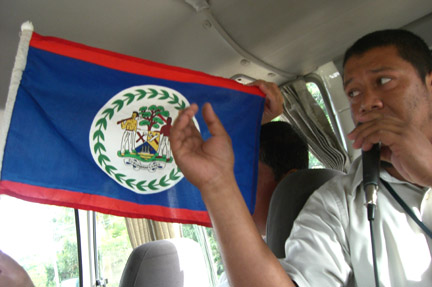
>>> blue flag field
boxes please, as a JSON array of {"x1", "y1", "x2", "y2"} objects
[{"x1": 0, "y1": 23, "x2": 265, "y2": 226}]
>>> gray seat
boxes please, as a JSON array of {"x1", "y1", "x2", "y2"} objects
[
  {"x1": 266, "y1": 168, "x2": 344, "y2": 258},
  {"x1": 119, "y1": 238, "x2": 210, "y2": 287}
]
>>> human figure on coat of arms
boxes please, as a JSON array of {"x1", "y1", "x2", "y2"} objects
[
  {"x1": 119, "y1": 111, "x2": 139, "y2": 156},
  {"x1": 158, "y1": 117, "x2": 172, "y2": 161}
]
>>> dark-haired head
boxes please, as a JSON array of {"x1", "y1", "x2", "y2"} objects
[
  {"x1": 259, "y1": 121, "x2": 308, "y2": 182},
  {"x1": 343, "y1": 29, "x2": 432, "y2": 83}
]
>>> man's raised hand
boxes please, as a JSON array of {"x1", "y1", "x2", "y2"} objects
[{"x1": 171, "y1": 103, "x2": 236, "y2": 192}]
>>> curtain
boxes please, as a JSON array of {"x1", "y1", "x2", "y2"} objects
[
  {"x1": 125, "y1": 218, "x2": 181, "y2": 249},
  {"x1": 281, "y1": 78, "x2": 349, "y2": 172}
]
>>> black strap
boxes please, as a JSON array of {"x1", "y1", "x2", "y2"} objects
[
  {"x1": 368, "y1": 219, "x2": 380, "y2": 287},
  {"x1": 381, "y1": 179, "x2": 432, "y2": 239}
]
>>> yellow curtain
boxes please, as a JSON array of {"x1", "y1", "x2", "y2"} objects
[{"x1": 125, "y1": 218, "x2": 181, "y2": 248}]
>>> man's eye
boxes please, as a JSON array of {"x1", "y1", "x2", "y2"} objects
[
  {"x1": 378, "y1": 77, "x2": 391, "y2": 85},
  {"x1": 348, "y1": 90, "x2": 360, "y2": 98}
]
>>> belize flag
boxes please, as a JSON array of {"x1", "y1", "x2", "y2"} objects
[{"x1": 0, "y1": 22, "x2": 265, "y2": 226}]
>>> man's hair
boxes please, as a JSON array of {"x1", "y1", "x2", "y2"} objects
[
  {"x1": 343, "y1": 29, "x2": 432, "y2": 82},
  {"x1": 259, "y1": 121, "x2": 308, "y2": 182}
]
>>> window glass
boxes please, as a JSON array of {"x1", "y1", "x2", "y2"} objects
[
  {"x1": 308, "y1": 152, "x2": 324, "y2": 169},
  {"x1": 306, "y1": 82, "x2": 332, "y2": 168},
  {"x1": 0, "y1": 195, "x2": 79, "y2": 287},
  {"x1": 95, "y1": 213, "x2": 132, "y2": 286},
  {"x1": 181, "y1": 224, "x2": 223, "y2": 285},
  {"x1": 306, "y1": 81, "x2": 334, "y2": 131}
]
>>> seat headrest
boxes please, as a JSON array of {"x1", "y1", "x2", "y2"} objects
[
  {"x1": 266, "y1": 168, "x2": 344, "y2": 258},
  {"x1": 119, "y1": 238, "x2": 210, "y2": 287}
]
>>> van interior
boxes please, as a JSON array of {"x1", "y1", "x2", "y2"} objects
[{"x1": 1, "y1": 0, "x2": 432, "y2": 286}]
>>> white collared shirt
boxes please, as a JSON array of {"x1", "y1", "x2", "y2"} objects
[{"x1": 281, "y1": 157, "x2": 432, "y2": 286}]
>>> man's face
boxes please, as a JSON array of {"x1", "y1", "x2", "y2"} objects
[{"x1": 343, "y1": 46, "x2": 432, "y2": 139}]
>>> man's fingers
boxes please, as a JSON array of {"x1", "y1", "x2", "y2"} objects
[
  {"x1": 250, "y1": 80, "x2": 283, "y2": 123},
  {"x1": 174, "y1": 104, "x2": 198, "y2": 129},
  {"x1": 348, "y1": 116, "x2": 404, "y2": 150},
  {"x1": 250, "y1": 80, "x2": 279, "y2": 96},
  {"x1": 171, "y1": 104, "x2": 199, "y2": 150}
]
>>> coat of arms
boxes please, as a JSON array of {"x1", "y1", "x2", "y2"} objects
[{"x1": 89, "y1": 85, "x2": 199, "y2": 194}]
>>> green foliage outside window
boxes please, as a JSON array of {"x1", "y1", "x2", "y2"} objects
[{"x1": 96, "y1": 213, "x2": 132, "y2": 286}]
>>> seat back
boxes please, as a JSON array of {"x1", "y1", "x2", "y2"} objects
[
  {"x1": 119, "y1": 238, "x2": 210, "y2": 287},
  {"x1": 266, "y1": 168, "x2": 343, "y2": 258}
]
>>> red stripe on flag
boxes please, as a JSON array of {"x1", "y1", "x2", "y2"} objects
[
  {"x1": 0, "y1": 180, "x2": 211, "y2": 227},
  {"x1": 29, "y1": 33, "x2": 264, "y2": 99}
]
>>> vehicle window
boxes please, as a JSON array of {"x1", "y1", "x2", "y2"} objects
[
  {"x1": 0, "y1": 195, "x2": 79, "y2": 287},
  {"x1": 306, "y1": 81, "x2": 332, "y2": 169},
  {"x1": 0, "y1": 194, "x2": 223, "y2": 287},
  {"x1": 95, "y1": 213, "x2": 132, "y2": 286},
  {"x1": 306, "y1": 82, "x2": 334, "y2": 131},
  {"x1": 182, "y1": 224, "x2": 223, "y2": 285}
]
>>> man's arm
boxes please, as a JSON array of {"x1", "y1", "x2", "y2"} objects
[{"x1": 171, "y1": 103, "x2": 295, "y2": 287}]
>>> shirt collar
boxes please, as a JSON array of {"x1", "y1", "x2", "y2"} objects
[{"x1": 350, "y1": 155, "x2": 428, "y2": 193}]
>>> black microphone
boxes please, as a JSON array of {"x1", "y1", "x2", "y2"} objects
[{"x1": 362, "y1": 143, "x2": 381, "y2": 221}]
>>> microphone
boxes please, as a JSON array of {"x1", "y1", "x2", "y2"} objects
[{"x1": 362, "y1": 143, "x2": 381, "y2": 221}]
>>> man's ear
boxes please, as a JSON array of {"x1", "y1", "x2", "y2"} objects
[{"x1": 425, "y1": 71, "x2": 432, "y2": 93}]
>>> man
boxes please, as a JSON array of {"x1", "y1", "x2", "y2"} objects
[
  {"x1": 253, "y1": 121, "x2": 308, "y2": 236},
  {"x1": 218, "y1": 121, "x2": 308, "y2": 287},
  {"x1": 171, "y1": 29, "x2": 432, "y2": 286}
]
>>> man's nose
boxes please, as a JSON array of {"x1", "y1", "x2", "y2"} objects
[{"x1": 360, "y1": 89, "x2": 383, "y2": 113}]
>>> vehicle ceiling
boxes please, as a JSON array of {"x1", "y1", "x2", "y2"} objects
[{"x1": 1, "y1": 0, "x2": 432, "y2": 115}]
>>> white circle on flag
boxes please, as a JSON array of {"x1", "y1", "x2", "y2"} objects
[{"x1": 89, "y1": 85, "x2": 199, "y2": 194}]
